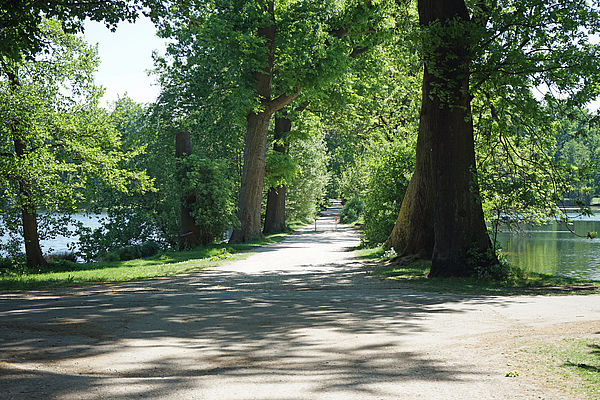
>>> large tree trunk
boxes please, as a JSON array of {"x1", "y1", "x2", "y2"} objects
[
  {"x1": 175, "y1": 130, "x2": 202, "y2": 250},
  {"x1": 384, "y1": 78, "x2": 434, "y2": 259},
  {"x1": 263, "y1": 115, "x2": 291, "y2": 234},
  {"x1": 230, "y1": 111, "x2": 272, "y2": 242},
  {"x1": 419, "y1": 0, "x2": 497, "y2": 277},
  {"x1": 8, "y1": 70, "x2": 45, "y2": 267},
  {"x1": 229, "y1": 8, "x2": 299, "y2": 243}
]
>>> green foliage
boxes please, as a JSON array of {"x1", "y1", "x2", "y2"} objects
[
  {"x1": 320, "y1": 31, "x2": 420, "y2": 242},
  {"x1": 264, "y1": 151, "x2": 297, "y2": 189},
  {"x1": 363, "y1": 139, "x2": 414, "y2": 244},
  {"x1": 153, "y1": 0, "x2": 399, "y2": 124},
  {"x1": 179, "y1": 155, "x2": 238, "y2": 245},
  {"x1": 467, "y1": 0, "x2": 600, "y2": 238},
  {"x1": 286, "y1": 127, "x2": 330, "y2": 220},
  {"x1": 0, "y1": 20, "x2": 151, "y2": 257},
  {"x1": 114, "y1": 242, "x2": 161, "y2": 261},
  {"x1": 476, "y1": 100, "x2": 599, "y2": 247},
  {"x1": 340, "y1": 196, "x2": 364, "y2": 223},
  {"x1": 78, "y1": 86, "x2": 246, "y2": 259},
  {"x1": 82, "y1": 241, "x2": 162, "y2": 263},
  {"x1": 554, "y1": 110, "x2": 600, "y2": 205},
  {"x1": 0, "y1": 0, "x2": 146, "y2": 62}
]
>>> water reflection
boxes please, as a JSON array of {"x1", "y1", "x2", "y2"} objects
[{"x1": 495, "y1": 214, "x2": 600, "y2": 281}]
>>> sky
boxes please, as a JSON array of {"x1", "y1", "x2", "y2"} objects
[{"x1": 82, "y1": 16, "x2": 169, "y2": 107}]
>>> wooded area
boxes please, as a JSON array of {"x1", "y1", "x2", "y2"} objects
[{"x1": 1, "y1": 0, "x2": 600, "y2": 279}]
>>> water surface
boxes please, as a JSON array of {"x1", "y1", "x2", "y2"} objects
[
  {"x1": 0, "y1": 214, "x2": 104, "y2": 258},
  {"x1": 495, "y1": 214, "x2": 600, "y2": 281}
]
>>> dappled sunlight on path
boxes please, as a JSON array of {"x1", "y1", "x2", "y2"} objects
[{"x1": 1, "y1": 201, "x2": 599, "y2": 399}]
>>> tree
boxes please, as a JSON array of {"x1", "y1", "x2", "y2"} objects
[
  {"x1": 175, "y1": 130, "x2": 203, "y2": 249},
  {"x1": 154, "y1": 0, "x2": 400, "y2": 243},
  {"x1": 0, "y1": 19, "x2": 150, "y2": 266},
  {"x1": 0, "y1": 0, "x2": 151, "y2": 62},
  {"x1": 417, "y1": 0, "x2": 496, "y2": 277},
  {"x1": 284, "y1": 114, "x2": 330, "y2": 221},
  {"x1": 263, "y1": 114, "x2": 293, "y2": 234},
  {"x1": 76, "y1": 95, "x2": 242, "y2": 260},
  {"x1": 387, "y1": 0, "x2": 600, "y2": 277}
]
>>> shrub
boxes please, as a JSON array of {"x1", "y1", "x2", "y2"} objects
[
  {"x1": 116, "y1": 241, "x2": 161, "y2": 261},
  {"x1": 340, "y1": 197, "x2": 365, "y2": 223},
  {"x1": 363, "y1": 141, "x2": 414, "y2": 244},
  {"x1": 45, "y1": 259, "x2": 79, "y2": 272},
  {"x1": 180, "y1": 156, "x2": 238, "y2": 246},
  {"x1": 46, "y1": 251, "x2": 77, "y2": 263}
]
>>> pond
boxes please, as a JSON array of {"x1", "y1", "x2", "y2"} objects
[{"x1": 495, "y1": 213, "x2": 600, "y2": 281}]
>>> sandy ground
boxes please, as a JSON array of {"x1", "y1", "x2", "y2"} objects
[{"x1": 1, "y1": 201, "x2": 599, "y2": 400}]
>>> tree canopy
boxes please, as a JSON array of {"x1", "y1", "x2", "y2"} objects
[{"x1": 0, "y1": 0, "x2": 154, "y2": 62}]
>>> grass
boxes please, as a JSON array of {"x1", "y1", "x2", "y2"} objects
[
  {"x1": 527, "y1": 339, "x2": 600, "y2": 399},
  {"x1": 0, "y1": 231, "x2": 293, "y2": 291},
  {"x1": 355, "y1": 245, "x2": 600, "y2": 296}
]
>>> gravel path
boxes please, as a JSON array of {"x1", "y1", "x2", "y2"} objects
[{"x1": 1, "y1": 201, "x2": 599, "y2": 399}]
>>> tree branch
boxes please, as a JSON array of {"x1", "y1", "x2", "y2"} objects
[{"x1": 267, "y1": 90, "x2": 301, "y2": 113}]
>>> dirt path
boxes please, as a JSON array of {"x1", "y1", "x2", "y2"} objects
[{"x1": 1, "y1": 201, "x2": 599, "y2": 399}]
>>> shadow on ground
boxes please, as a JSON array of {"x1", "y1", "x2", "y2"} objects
[
  {"x1": 0, "y1": 264, "x2": 527, "y2": 399},
  {"x1": 0, "y1": 203, "x2": 536, "y2": 399}
]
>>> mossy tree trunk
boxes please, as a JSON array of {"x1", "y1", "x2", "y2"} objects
[{"x1": 387, "y1": 0, "x2": 497, "y2": 277}]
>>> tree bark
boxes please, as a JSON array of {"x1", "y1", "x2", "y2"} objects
[
  {"x1": 263, "y1": 186, "x2": 286, "y2": 234},
  {"x1": 8, "y1": 70, "x2": 45, "y2": 267},
  {"x1": 263, "y1": 115, "x2": 291, "y2": 234},
  {"x1": 21, "y1": 205, "x2": 45, "y2": 267},
  {"x1": 418, "y1": 0, "x2": 497, "y2": 277},
  {"x1": 229, "y1": 10, "x2": 297, "y2": 243},
  {"x1": 230, "y1": 111, "x2": 272, "y2": 242},
  {"x1": 384, "y1": 76, "x2": 434, "y2": 259},
  {"x1": 175, "y1": 130, "x2": 202, "y2": 250}
]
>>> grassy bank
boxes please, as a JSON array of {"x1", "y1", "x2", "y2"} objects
[
  {"x1": 0, "y1": 229, "x2": 298, "y2": 291},
  {"x1": 355, "y1": 245, "x2": 600, "y2": 295}
]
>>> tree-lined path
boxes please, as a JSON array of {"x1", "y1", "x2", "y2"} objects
[{"x1": 1, "y1": 202, "x2": 599, "y2": 399}]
